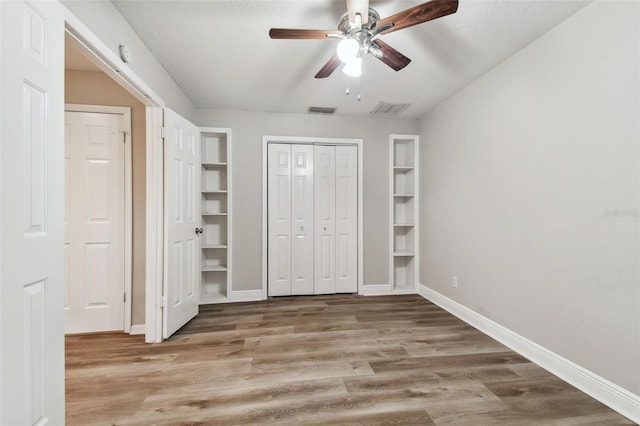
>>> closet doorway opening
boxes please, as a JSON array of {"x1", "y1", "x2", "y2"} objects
[{"x1": 262, "y1": 136, "x2": 364, "y2": 298}]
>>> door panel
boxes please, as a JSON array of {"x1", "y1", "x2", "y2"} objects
[
  {"x1": 1, "y1": 0, "x2": 65, "y2": 423},
  {"x1": 268, "y1": 144, "x2": 292, "y2": 296},
  {"x1": 314, "y1": 145, "x2": 336, "y2": 294},
  {"x1": 335, "y1": 145, "x2": 358, "y2": 292},
  {"x1": 291, "y1": 144, "x2": 314, "y2": 294},
  {"x1": 65, "y1": 111, "x2": 125, "y2": 333},
  {"x1": 163, "y1": 108, "x2": 200, "y2": 338}
]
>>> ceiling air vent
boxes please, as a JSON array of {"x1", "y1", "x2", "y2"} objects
[
  {"x1": 308, "y1": 106, "x2": 337, "y2": 115},
  {"x1": 370, "y1": 102, "x2": 411, "y2": 116}
]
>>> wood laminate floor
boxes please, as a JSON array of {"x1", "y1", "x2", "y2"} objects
[{"x1": 66, "y1": 295, "x2": 635, "y2": 425}]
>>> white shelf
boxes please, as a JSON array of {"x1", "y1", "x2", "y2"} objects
[
  {"x1": 394, "y1": 251, "x2": 415, "y2": 256},
  {"x1": 201, "y1": 294, "x2": 228, "y2": 303},
  {"x1": 390, "y1": 135, "x2": 419, "y2": 293},
  {"x1": 202, "y1": 190, "x2": 227, "y2": 194},
  {"x1": 200, "y1": 286, "x2": 228, "y2": 303},
  {"x1": 202, "y1": 244, "x2": 227, "y2": 249},
  {"x1": 202, "y1": 212, "x2": 227, "y2": 216},
  {"x1": 202, "y1": 162, "x2": 227, "y2": 168},
  {"x1": 202, "y1": 265, "x2": 227, "y2": 272}
]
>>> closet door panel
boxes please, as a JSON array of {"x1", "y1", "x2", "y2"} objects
[
  {"x1": 335, "y1": 145, "x2": 358, "y2": 292},
  {"x1": 291, "y1": 145, "x2": 314, "y2": 294},
  {"x1": 268, "y1": 144, "x2": 292, "y2": 296},
  {"x1": 314, "y1": 145, "x2": 336, "y2": 294}
]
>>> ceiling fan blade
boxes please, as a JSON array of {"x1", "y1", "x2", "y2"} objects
[
  {"x1": 315, "y1": 54, "x2": 341, "y2": 78},
  {"x1": 376, "y1": 0, "x2": 458, "y2": 35},
  {"x1": 269, "y1": 28, "x2": 342, "y2": 39},
  {"x1": 346, "y1": 0, "x2": 369, "y2": 25},
  {"x1": 372, "y1": 40, "x2": 411, "y2": 71}
]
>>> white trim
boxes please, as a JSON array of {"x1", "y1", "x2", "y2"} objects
[
  {"x1": 417, "y1": 283, "x2": 640, "y2": 424},
  {"x1": 363, "y1": 284, "x2": 393, "y2": 296},
  {"x1": 129, "y1": 324, "x2": 145, "y2": 335},
  {"x1": 64, "y1": 6, "x2": 166, "y2": 344},
  {"x1": 63, "y1": 9, "x2": 163, "y2": 107},
  {"x1": 231, "y1": 290, "x2": 263, "y2": 303},
  {"x1": 64, "y1": 104, "x2": 133, "y2": 333},
  {"x1": 200, "y1": 290, "x2": 262, "y2": 304},
  {"x1": 261, "y1": 135, "x2": 364, "y2": 298},
  {"x1": 357, "y1": 139, "x2": 364, "y2": 296},
  {"x1": 262, "y1": 138, "x2": 268, "y2": 300},
  {"x1": 145, "y1": 107, "x2": 165, "y2": 343},
  {"x1": 388, "y1": 138, "x2": 393, "y2": 292},
  {"x1": 393, "y1": 288, "x2": 417, "y2": 295}
]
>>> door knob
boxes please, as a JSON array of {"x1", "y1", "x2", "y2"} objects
[
  {"x1": 195, "y1": 227, "x2": 203, "y2": 235},
  {"x1": 300, "y1": 226, "x2": 304, "y2": 231},
  {"x1": 324, "y1": 226, "x2": 327, "y2": 231}
]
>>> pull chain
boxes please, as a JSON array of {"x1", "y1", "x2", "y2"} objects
[{"x1": 345, "y1": 76, "x2": 362, "y2": 101}]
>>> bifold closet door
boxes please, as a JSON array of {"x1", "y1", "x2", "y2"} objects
[
  {"x1": 314, "y1": 145, "x2": 358, "y2": 294},
  {"x1": 335, "y1": 145, "x2": 358, "y2": 293},
  {"x1": 267, "y1": 144, "x2": 314, "y2": 296}
]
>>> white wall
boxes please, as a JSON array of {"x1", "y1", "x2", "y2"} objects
[
  {"x1": 195, "y1": 109, "x2": 419, "y2": 291},
  {"x1": 62, "y1": 0, "x2": 195, "y2": 121},
  {"x1": 420, "y1": 0, "x2": 639, "y2": 395}
]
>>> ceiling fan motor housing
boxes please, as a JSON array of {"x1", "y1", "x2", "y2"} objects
[{"x1": 338, "y1": 8, "x2": 380, "y2": 34}]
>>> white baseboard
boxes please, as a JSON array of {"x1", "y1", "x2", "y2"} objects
[
  {"x1": 417, "y1": 283, "x2": 640, "y2": 424},
  {"x1": 230, "y1": 289, "x2": 263, "y2": 302},
  {"x1": 129, "y1": 324, "x2": 145, "y2": 335},
  {"x1": 363, "y1": 284, "x2": 392, "y2": 295}
]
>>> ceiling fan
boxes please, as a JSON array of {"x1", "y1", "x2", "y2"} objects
[{"x1": 269, "y1": 0, "x2": 459, "y2": 78}]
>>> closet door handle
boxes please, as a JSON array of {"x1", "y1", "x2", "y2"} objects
[
  {"x1": 323, "y1": 226, "x2": 327, "y2": 231},
  {"x1": 300, "y1": 226, "x2": 304, "y2": 231},
  {"x1": 195, "y1": 227, "x2": 203, "y2": 235}
]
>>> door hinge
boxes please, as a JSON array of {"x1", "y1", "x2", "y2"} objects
[
  {"x1": 121, "y1": 131, "x2": 129, "y2": 143},
  {"x1": 124, "y1": 292, "x2": 126, "y2": 303},
  {"x1": 161, "y1": 295, "x2": 168, "y2": 308},
  {"x1": 160, "y1": 126, "x2": 167, "y2": 139}
]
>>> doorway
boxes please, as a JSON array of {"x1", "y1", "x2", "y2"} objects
[{"x1": 64, "y1": 32, "x2": 148, "y2": 335}]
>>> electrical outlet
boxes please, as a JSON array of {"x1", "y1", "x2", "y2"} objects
[{"x1": 452, "y1": 276, "x2": 458, "y2": 289}]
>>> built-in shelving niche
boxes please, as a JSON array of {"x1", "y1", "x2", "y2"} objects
[
  {"x1": 200, "y1": 128, "x2": 232, "y2": 303},
  {"x1": 390, "y1": 135, "x2": 419, "y2": 293}
]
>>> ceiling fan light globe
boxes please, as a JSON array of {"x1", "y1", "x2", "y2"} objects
[
  {"x1": 342, "y1": 57, "x2": 362, "y2": 77},
  {"x1": 337, "y1": 38, "x2": 360, "y2": 64}
]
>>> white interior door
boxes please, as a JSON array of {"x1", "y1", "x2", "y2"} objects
[
  {"x1": 291, "y1": 144, "x2": 314, "y2": 295},
  {"x1": 314, "y1": 145, "x2": 336, "y2": 294},
  {"x1": 0, "y1": 0, "x2": 65, "y2": 424},
  {"x1": 64, "y1": 110, "x2": 125, "y2": 333},
  {"x1": 163, "y1": 108, "x2": 200, "y2": 338},
  {"x1": 268, "y1": 144, "x2": 292, "y2": 296},
  {"x1": 335, "y1": 145, "x2": 358, "y2": 292}
]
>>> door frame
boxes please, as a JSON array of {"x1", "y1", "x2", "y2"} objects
[
  {"x1": 64, "y1": 103, "x2": 133, "y2": 333},
  {"x1": 64, "y1": 8, "x2": 166, "y2": 342},
  {"x1": 261, "y1": 135, "x2": 364, "y2": 298}
]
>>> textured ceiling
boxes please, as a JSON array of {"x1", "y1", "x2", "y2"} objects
[{"x1": 112, "y1": 0, "x2": 589, "y2": 119}]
